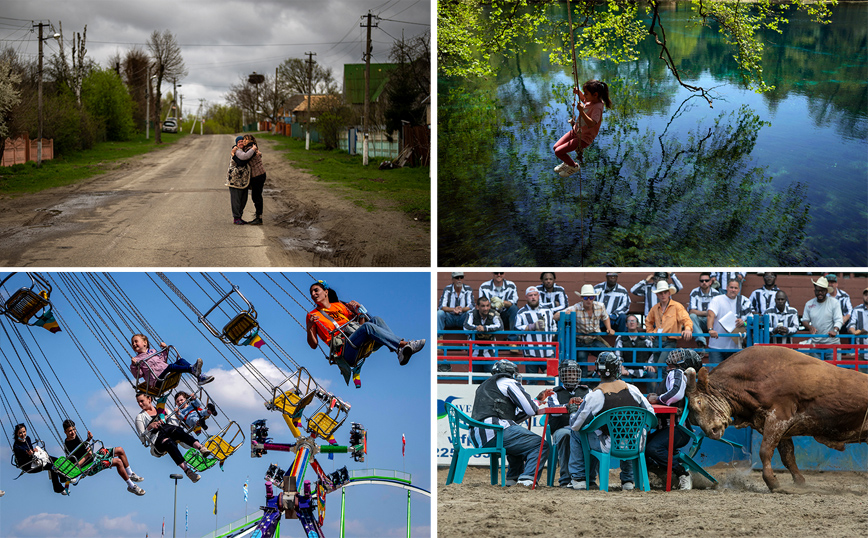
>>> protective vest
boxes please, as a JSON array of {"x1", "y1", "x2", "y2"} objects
[
  {"x1": 309, "y1": 302, "x2": 354, "y2": 345},
  {"x1": 623, "y1": 336, "x2": 653, "y2": 365},
  {"x1": 549, "y1": 385, "x2": 590, "y2": 431},
  {"x1": 595, "y1": 386, "x2": 641, "y2": 435},
  {"x1": 471, "y1": 374, "x2": 526, "y2": 423}
]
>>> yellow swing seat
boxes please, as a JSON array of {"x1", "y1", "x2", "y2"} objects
[
  {"x1": 4, "y1": 289, "x2": 49, "y2": 325},
  {"x1": 267, "y1": 367, "x2": 317, "y2": 418},
  {"x1": 223, "y1": 312, "x2": 258, "y2": 345}
]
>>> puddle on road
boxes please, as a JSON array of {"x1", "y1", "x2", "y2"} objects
[{"x1": 279, "y1": 237, "x2": 334, "y2": 255}]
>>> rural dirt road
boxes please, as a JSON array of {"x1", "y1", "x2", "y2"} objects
[{"x1": 0, "y1": 134, "x2": 430, "y2": 267}]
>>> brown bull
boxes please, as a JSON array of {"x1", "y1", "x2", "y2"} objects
[{"x1": 684, "y1": 346, "x2": 868, "y2": 491}]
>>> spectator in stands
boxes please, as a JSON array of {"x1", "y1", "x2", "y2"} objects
[
  {"x1": 710, "y1": 271, "x2": 745, "y2": 291},
  {"x1": 463, "y1": 296, "x2": 503, "y2": 376},
  {"x1": 515, "y1": 287, "x2": 558, "y2": 376},
  {"x1": 631, "y1": 272, "x2": 683, "y2": 317},
  {"x1": 438, "y1": 272, "x2": 473, "y2": 332},
  {"x1": 615, "y1": 314, "x2": 656, "y2": 392},
  {"x1": 749, "y1": 272, "x2": 782, "y2": 316},
  {"x1": 594, "y1": 272, "x2": 630, "y2": 332},
  {"x1": 687, "y1": 272, "x2": 720, "y2": 349},
  {"x1": 563, "y1": 285, "x2": 614, "y2": 378},
  {"x1": 707, "y1": 279, "x2": 753, "y2": 362},
  {"x1": 644, "y1": 280, "x2": 692, "y2": 366},
  {"x1": 537, "y1": 272, "x2": 569, "y2": 314},
  {"x1": 825, "y1": 273, "x2": 852, "y2": 332},
  {"x1": 480, "y1": 272, "x2": 520, "y2": 341},
  {"x1": 847, "y1": 287, "x2": 868, "y2": 340},
  {"x1": 764, "y1": 290, "x2": 800, "y2": 344},
  {"x1": 801, "y1": 276, "x2": 842, "y2": 349}
]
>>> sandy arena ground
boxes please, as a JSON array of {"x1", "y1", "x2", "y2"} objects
[{"x1": 437, "y1": 464, "x2": 868, "y2": 537}]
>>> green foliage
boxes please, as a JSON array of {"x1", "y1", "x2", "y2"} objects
[
  {"x1": 82, "y1": 68, "x2": 136, "y2": 141},
  {"x1": 317, "y1": 101, "x2": 355, "y2": 151},
  {"x1": 205, "y1": 104, "x2": 242, "y2": 133},
  {"x1": 0, "y1": 58, "x2": 22, "y2": 140},
  {"x1": 438, "y1": 0, "x2": 836, "y2": 93}
]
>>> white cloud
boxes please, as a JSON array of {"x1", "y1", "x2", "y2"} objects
[
  {"x1": 11, "y1": 513, "x2": 97, "y2": 537},
  {"x1": 98, "y1": 512, "x2": 147, "y2": 534}
]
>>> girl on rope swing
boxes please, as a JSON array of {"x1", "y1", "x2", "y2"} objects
[
  {"x1": 553, "y1": 79, "x2": 611, "y2": 178},
  {"x1": 306, "y1": 280, "x2": 425, "y2": 388}
]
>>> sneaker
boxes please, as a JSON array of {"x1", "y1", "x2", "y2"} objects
[
  {"x1": 678, "y1": 472, "x2": 693, "y2": 491},
  {"x1": 127, "y1": 484, "x2": 146, "y2": 496},
  {"x1": 622, "y1": 481, "x2": 634, "y2": 491},
  {"x1": 505, "y1": 479, "x2": 517, "y2": 487},
  {"x1": 515, "y1": 479, "x2": 534, "y2": 487},
  {"x1": 554, "y1": 162, "x2": 567, "y2": 174},
  {"x1": 248, "y1": 216, "x2": 263, "y2": 225},
  {"x1": 184, "y1": 467, "x2": 200, "y2": 483},
  {"x1": 398, "y1": 339, "x2": 426, "y2": 366},
  {"x1": 192, "y1": 358, "x2": 203, "y2": 378},
  {"x1": 207, "y1": 402, "x2": 218, "y2": 416},
  {"x1": 60, "y1": 489, "x2": 69, "y2": 496},
  {"x1": 199, "y1": 446, "x2": 213, "y2": 458},
  {"x1": 198, "y1": 374, "x2": 214, "y2": 385},
  {"x1": 568, "y1": 479, "x2": 586, "y2": 490},
  {"x1": 198, "y1": 418, "x2": 209, "y2": 431},
  {"x1": 233, "y1": 218, "x2": 246, "y2": 225},
  {"x1": 558, "y1": 164, "x2": 580, "y2": 177},
  {"x1": 129, "y1": 472, "x2": 144, "y2": 483}
]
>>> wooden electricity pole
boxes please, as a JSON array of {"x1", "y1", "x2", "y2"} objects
[
  {"x1": 361, "y1": 12, "x2": 377, "y2": 165},
  {"x1": 305, "y1": 51, "x2": 316, "y2": 150}
]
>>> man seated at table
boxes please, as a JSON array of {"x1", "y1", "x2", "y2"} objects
[
  {"x1": 469, "y1": 360, "x2": 549, "y2": 487},
  {"x1": 646, "y1": 348, "x2": 702, "y2": 490},
  {"x1": 535, "y1": 360, "x2": 590, "y2": 488},
  {"x1": 568, "y1": 352, "x2": 653, "y2": 491}
]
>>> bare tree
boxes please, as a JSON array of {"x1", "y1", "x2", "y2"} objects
[
  {"x1": 122, "y1": 48, "x2": 151, "y2": 131},
  {"x1": 226, "y1": 76, "x2": 257, "y2": 126},
  {"x1": 147, "y1": 30, "x2": 187, "y2": 143},
  {"x1": 277, "y1": 58, "x2": 337, "y2": 95}
]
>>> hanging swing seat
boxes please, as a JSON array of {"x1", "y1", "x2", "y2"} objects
[
  {"x1": 199, "y1": 285, "x2": 258, "y2": 345},
  {"x1": 306, "y1": 398, "x2": 350, "y2": 439},
  {"x1": 135, "y1": 370, "x2": 182, "y2": 398},
  {"x1": 0, "y1": 272, "x2": 52, "y2": 325},
  {"x1": 52, "y1": 440, "x2": 110, "y2": 485},
  {"x1": 328, "y1": 323, "x2": 375, "y2": 387},
  {"x1": 183, "y1": 421, "x2": 245, "y2": 472},
  {"x1": 268, "y1": 367, "x2": 317, "y2": 418}
]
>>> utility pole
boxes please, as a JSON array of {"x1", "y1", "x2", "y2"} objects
[
  {"x1": 305, "y1": 51, "x2": 316, "y2": 150},
  {"x1": 360, "y1": 12, "x2": 377, "y2": 165},
  {"x1": 34, "y1": 22, "x2": 46, "y2": 167}
]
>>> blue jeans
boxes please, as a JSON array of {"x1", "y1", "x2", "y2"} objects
[
  {"x1": 690, "y1": 314, "x2": 709, "y2": 346},
  {"x1": 498, "y1": 305, "x2": 519, "y2": 341},
  {"x1": 646, "y1": 427, "x2": 690, "y2": 477},
  {"x1": 502, "y1": 424, "x2": 549, "y2": 482},
  {"x1": 437, "y1": 310, "x2": 467, "y2": 331},
  {"x1": 570, "y1": 429, "x2": 634, "y2": 484},
  {"x1": 551, "y1": 427, "x2": 573, "y2": 486},
  {"x1": 601, "y1": 313, "x2": 627, "y2": 333},
  {"x1": 343, "y1": 316, "x2": 399, "y2": 366},
  {"x1": 161, "y1": 358, "x2": 194, "y2": 377}
]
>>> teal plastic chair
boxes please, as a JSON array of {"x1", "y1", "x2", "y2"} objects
[
  {"x1": 578, "y1": 407, "x2": 658, "y2": 492},
  {"x1": 444, "y1": 402, "x2": 507, "y2": 486},
  {"x1": 675, "y1": 397, "x2": 745, "y2": 485}
]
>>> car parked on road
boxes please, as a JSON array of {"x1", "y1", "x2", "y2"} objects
[{"x1": 162, "y1": 118, "x2": 179, "y2": 133}]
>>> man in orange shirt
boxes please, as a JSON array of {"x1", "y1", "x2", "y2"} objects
[
  {"x1": 306, "y1": 281, "x2": 425, "y2": 387},
  {"x1": 644, "y1": 280, "x2": 693, "y2": 368}
]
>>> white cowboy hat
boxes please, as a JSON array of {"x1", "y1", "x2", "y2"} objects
[
  {"x1": 811, "y1": 276, "x2": 829, "y2": 289},
  {"x1": 573, "y1": 284, "x2": 600, "y2": 298},
  {"x1": 652, "y1": 280, "x2": 677, "y2": 294}
]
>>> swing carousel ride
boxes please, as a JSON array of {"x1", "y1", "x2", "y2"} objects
[{"x1": 0, "y1": 272, "x2": 430, "y2": 537}]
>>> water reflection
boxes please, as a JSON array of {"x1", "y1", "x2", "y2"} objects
[{"x1": 438, "y1": 2, "x2": 867, "y2": 266}]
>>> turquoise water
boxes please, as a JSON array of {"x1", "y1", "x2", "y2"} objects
[{"x1": 438, "y1": 2, "x2": 867, "y2": 266}]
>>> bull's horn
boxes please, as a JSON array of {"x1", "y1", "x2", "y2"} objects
[{"x1": 685, "y1": 367, "x2": 697, "y2": 394}]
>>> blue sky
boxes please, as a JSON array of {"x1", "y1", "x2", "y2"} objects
[{"x1": 0, "y1": 271, "x2": 431, "y2": 538}]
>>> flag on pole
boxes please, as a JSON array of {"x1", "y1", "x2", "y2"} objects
[
  {"x1": 161, "y1": 518, "x2": 165, "y2": 537},
  {"x1": 213, "y1": 489, "x2": 218, "y2": 515},
  {"x1": 244, "y1": 479, "x2": 248, "y2": 502},
  {"x1": 185, "y1": 506, "x2": 188, "y2": 532},
  {"x1": 402, "y1": 433, "x2": 406, "y2": 457},
  {"x1": 34, "y1": 309, "x2": 61, "y2": 333},
  {"x1": 240, "y1": 333, "x2": 265, "y2": 348}
]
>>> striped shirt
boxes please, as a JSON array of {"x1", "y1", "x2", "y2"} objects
[
  {"x1": 463, "y1": 309, "x2": 503, "y2": 357},
  {"x1": 712, "y1": 271, "x2": 746, "y2": 288},
  {"x1": 439, "y1": 284, "x2": 473, "y2": 310},
  {"x1": 688, "y1": 286, "x2": 720, "y2": 314},
  {"x1": 830, "y1": 289, "x2": 852, "y2": 319},
  {"x1": 594, "y1": 282, "x2": 631, "y2": 317},
  {"x1": 763, "y1": 306, "x2": 800, "y2": 344},
  {"x1": 749, "y1": 286, "x2": 781, "y2": 315},
  {"x1": 471, "y1": 377, "x2": 539, "y2": 447},
  {"x1": 658, "y1": 368, "x2": 686, "y2": 407},
  {"x1": 537, "y1": 284, "x2": 569, "y2": 313},
  {"x1": 852, "y1": 304, "x2": 868, "y2": 333},
  {"x1": 631, "y1": 274, "x2": 683, "y2": 316},
  {"x1": 515, "y1": 304, "x2": 556, "y2": 358},
  {"x1": 479, "y1": 279, "x2": 519, "y2": 306}
]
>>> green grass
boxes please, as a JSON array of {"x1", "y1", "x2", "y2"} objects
[
  {"x1": 259, "y1": 134, "x2": 430, "y2": 222},
  {"x1": 0, "y1": 131, "x2": 188, "y2": 195}
]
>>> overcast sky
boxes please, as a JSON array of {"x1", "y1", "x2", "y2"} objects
[{"x1": 1, "y1": 0, "x2": 430, "y2": 115}]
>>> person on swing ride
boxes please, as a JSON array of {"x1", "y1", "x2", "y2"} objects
[
  {"x1": 134, "y1": 392, "x2": 212, "y2": 483},
  {"x1": 174, "y1": 391, "x2": 218, "y2": 434},
  {"x1": 553, "y1": 79, "x2": 611, "y2": 178},
  {"x1": 12, "y1": 423, "x2": 67, "y2": 494},
  {"x1": 306, "y1": 280, "x2": 426, "y2": 387},
  {"x1": 61, "y1": 419, "x2": 146, "y2": 496},
  {"x1": 129, "y1": 333, "x2": 214, "y2": 388}
]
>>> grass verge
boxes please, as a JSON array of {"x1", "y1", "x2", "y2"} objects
[
  {"x1": 0, "y1": 131, "x2": 188, "y2": 195},
  {"x1": 259, "y1": 134, "x2": 430, "y2": 222}
]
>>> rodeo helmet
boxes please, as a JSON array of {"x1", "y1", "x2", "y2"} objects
[
  {"x1": 558, "y1": 360, "x2": 581, "y2": 390},
  {"x1": 491, "y1": 359, "x2": 521, "y2": 381},
  {"x1": 595, "y1": 351, "x2": 622, "y2": 379},
  {"x1": 666, "y1": 348, "x2": 703, "y2": 371}
]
